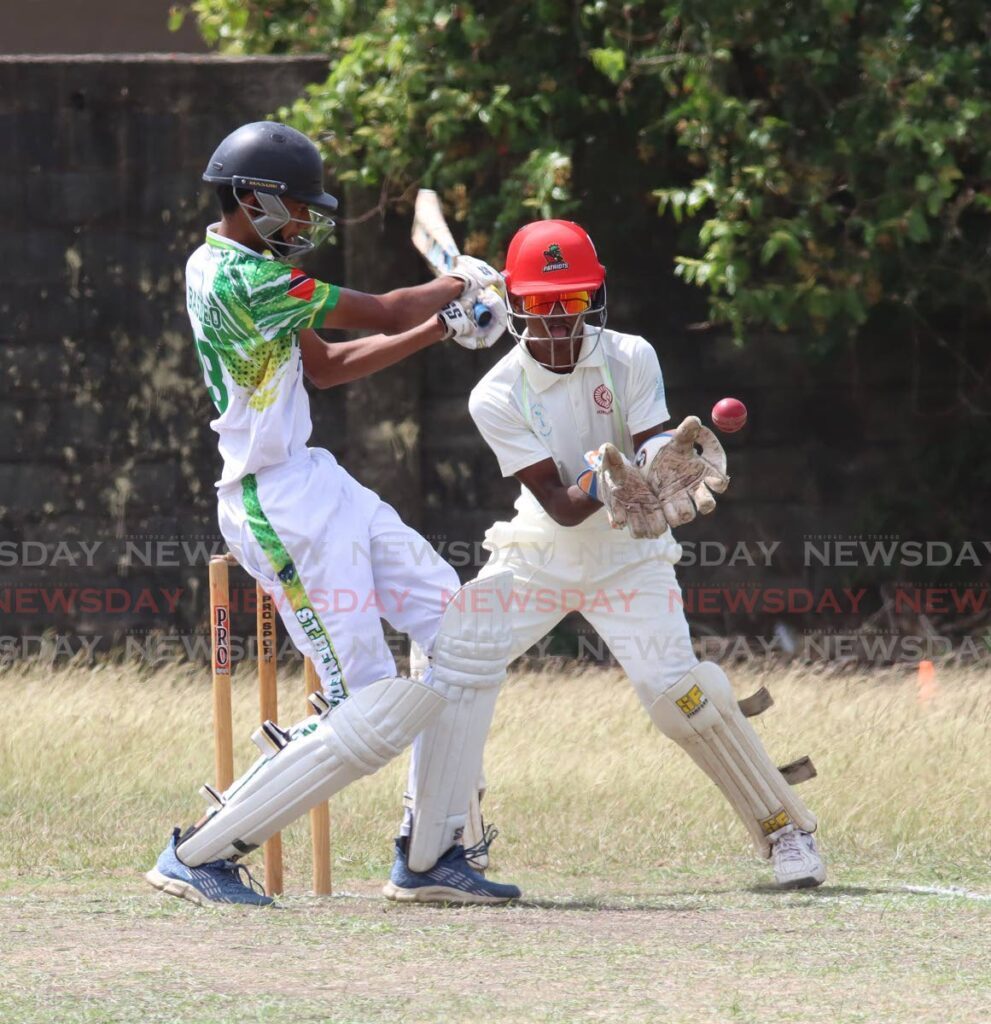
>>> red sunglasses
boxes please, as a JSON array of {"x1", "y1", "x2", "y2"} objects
[{"x1": 521, "y1": 290, "x2": 592, "y2": 316}]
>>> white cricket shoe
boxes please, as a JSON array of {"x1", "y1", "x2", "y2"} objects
[{"x1": 771, "y1": 829, "x2": 826, "y2": 889}]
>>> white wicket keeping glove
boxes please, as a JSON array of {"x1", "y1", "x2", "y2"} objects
[
  {"x1": 585, "y1": 443, "x2": 668, "y2": 539},
  {"x1": 641, "y1": 416, "x2": 729, "y2": 527},
  {"x1": 447, "y1": 255, "x2": 505, "y2": 299}
]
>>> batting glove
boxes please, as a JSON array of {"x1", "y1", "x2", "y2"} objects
[
  {"x1": 447, "y1": 255, "x2": 505, "y2": 300},
  {"x1": 463, "y1": 286, "x2": 508, "y2": 350},
  {"x1": 437, "y1": 299, "x2": 474, "y2": 343},
  {"x1": 437, "y1": 287, "x2": 508, "y2": 350}
]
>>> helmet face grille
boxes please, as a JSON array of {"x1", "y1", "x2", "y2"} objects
[
  {"x1": 236, "y1": 192, "x2": 335, "y2": 264},
  {"x1": 505, "y1": 284, "x2": 608, "y2": 370}
]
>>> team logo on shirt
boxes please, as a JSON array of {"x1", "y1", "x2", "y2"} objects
[
  {"x1": 542, "y1": 243, "x2": 569, "y2": 272},
  {"x1": 288, "y1": 268, "x2": 316, "y2": 301},
  {"x1": 593, "y1": 384, "x2": 613, "y2": 413},
  {"x1": 530, "y1": 402, "x2": 552, "y2": 438}
]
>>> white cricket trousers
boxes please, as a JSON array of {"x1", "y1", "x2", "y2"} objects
[
  {"x1": 217, "y1": 447, "x2": 459, "y2": 700},
  {"x1": 478, "y1": 506, "x2": 698, "y2": 705}
]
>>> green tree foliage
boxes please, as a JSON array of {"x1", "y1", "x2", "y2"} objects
[
  {"x1": 177, "y1": 1, "x2": 991, "y2": 343},
  {"x1": 648, "y1": 1, "x2": 991, "y2": 343},
  {"x1": 178, "y1": 0, "x2": 648, "y2": 250}
]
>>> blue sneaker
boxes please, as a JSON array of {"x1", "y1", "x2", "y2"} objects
[
  {"x1": 382, "y1": 836, "x2": 522, "y2": 905},
  {"x1": 145, "y1": 828, "x2": 273, "y2": 907}
]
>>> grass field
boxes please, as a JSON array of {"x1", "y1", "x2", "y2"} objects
[{"x1": 2, "y1": 659, "x2": 990, "y2": 1023}]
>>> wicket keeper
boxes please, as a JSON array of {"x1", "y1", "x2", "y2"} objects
[{"x1": 394, "y1": 220, "x2": 825, "y2": 898}]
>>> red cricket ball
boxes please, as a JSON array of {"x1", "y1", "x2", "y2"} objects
[{"x1": 712, "y1": 397, "x2": 748, "y2": 433}]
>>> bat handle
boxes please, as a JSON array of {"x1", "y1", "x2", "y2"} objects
[{"x1": 473, "y1": 301, "x2": 492, "y2": 328}]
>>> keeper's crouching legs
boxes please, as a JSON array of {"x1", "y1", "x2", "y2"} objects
[
  {"x1": 176, "y1": 675, "x2": 445, "y2": 866},
  {"x1": 646, "y1": 662, "x2": 819, "y2": 858}
]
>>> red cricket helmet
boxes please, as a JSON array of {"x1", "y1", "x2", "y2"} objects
[{"x1": 503, "y1": 220, "x2": 606, "y2": 296}]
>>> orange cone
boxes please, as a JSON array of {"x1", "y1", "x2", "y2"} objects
[{"x1": 917, "y1": 660, "x2": 937, "y2": 704}]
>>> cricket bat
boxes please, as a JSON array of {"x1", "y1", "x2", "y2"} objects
[{"x1": 411, "y1": 189, "x2": 493, "y2": 327}]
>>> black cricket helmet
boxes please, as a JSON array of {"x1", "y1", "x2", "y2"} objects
[{"x1": 204, "y1": 121, "x2": 338, "y2": 263}]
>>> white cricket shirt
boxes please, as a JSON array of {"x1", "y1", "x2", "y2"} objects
[{"x1": 468, "y1": 327, "x2": 670, "y2": 522}]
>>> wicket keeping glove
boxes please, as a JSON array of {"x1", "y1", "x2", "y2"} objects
[
  {"x1": 640, "y1": 416, "x2": 729, "y2": 527},
  {"x1": 584, "y1": 443, "x2": 668, "y2": 539}
]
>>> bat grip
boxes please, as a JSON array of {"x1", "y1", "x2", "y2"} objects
[{"x1": 473, "y1": 302, "x2": 492, "y2": 328}]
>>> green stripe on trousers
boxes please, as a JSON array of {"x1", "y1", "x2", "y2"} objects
[{"x1": 241, "y1": 472, "x2": 348, "y2": 706}]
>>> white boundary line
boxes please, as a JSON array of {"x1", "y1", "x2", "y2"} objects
[{"x1": 901, "y1": 885, "x2": 991, "y2": 902}]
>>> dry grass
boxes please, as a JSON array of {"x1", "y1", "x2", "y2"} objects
[
  {"x1": 1, "y1": 658, "x2": 988, "y2": 883},
  {"x1": 1, "y1": 659, "x2": 990, "y2": 1023}
]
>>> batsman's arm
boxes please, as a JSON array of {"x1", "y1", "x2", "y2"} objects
[
  {"x1": 515, "y1": 460, "x2": 602, "y2": 528},
  {"x1": 320, "y1": 278, "x2": 463, "y2": 335},
  {"x1": 299, "y1": 318, "x2": 446, "y2": 389}
]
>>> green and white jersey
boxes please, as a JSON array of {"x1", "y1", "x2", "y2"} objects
[{"x1": 185, "y1": 226, "x2": 340, "y2": 486}]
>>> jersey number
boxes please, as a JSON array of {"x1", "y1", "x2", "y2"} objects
[{"x1": 196, "y1": 328, "x2": 229, "y2": 414}]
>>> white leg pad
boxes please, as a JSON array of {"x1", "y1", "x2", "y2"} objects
[
  {"x1": 407, "y1": 571, "x2": 513, "y2": 872},
  {"x1": 178, "y1": 675, "x2": 445, "y2": 865},
  {"x1": 647, "y1": 662, "x2": 817, "y2": 856}
]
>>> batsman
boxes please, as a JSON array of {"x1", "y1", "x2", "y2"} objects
[
  {"x1": 145, "y1": 121, "x2": 522, "y2": 906},
  {"x1": 392, "y1": 219, "x2": 825, "y2": 899}
]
